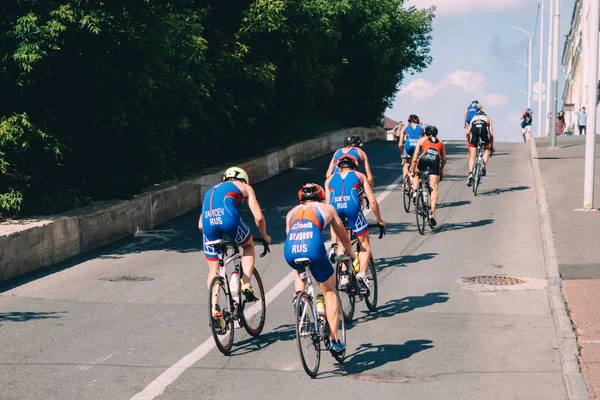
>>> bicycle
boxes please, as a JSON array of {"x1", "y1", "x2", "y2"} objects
[
  {"x1": 402, "y1": 172, "x2": 414, "y2": 213},
  {"x1": 207, "y1": 238, "x2": 269, "y2": 355},
  {"x1": 472, "y1": 138, "x2": 485, "y2": 196},
  {"x1": 415, "y1": 168, "x2": 432, "y2": 235},
  {"x1": 294, "y1": 258, "x2": 347, "y2": 377},
  {"x1": 335, "y1": 222, "x2": 385, "y2": 323}
]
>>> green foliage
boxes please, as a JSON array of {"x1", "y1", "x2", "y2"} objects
[{"x1": 0, "y1": 0, "x2": 434, "y2": 219}]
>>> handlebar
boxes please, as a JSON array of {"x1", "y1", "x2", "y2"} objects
[
  {"x1": 368, "y1": 223, "x2": 386, "y2": 239},
  {"x1": 253, "y1": 237, "x2": 270, "y2": 258}
]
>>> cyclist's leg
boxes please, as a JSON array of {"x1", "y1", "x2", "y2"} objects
[
  {"x1": 229, "y1": 218, "x2": 258, "y2": 297},
  {"x1": 429, "y1": 175, "x2": 440, "y2": 217},
  {"x1": 468, "y1": 145, "x2": 476, "y2": 173},
  {"x1": 203, "y1": 232, "x2": 222, "y2": 289},
  {"x1": 356, "y1": 233, "x2": 371, "y2": 277},
  {"x1": 319, "y1": 273, "x2": 341, "y2": 342}
]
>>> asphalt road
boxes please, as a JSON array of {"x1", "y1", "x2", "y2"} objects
[{"x1": 0, "y1": 140, "x2": 567, "y2": 400}]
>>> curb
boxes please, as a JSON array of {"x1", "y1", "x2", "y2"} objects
[{"x1": 528, "y1": 138, "x2": 590, "y2": 399}]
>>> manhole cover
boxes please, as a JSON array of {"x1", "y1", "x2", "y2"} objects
[
  {"x1": 348, "y1": 372, "x2": 413, "y2": 383},
  {"x1": 99, "y1": 276, "x2": 154, "y2": 282},
  {"x1": 462, "y1": 275, "x2": 525, "y2": 285}
]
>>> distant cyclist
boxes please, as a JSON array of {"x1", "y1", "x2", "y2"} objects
[
  {"x1": 326, "y1": 136, "x2": 374, "y2": 188},
  {"x1": 326, "y1": 155, "x2": 386, "y2": 291},
  {"x1": 466, "y1": 110, "x2": 494, "y2": 186},
  {"x1": 399, "y1": 114, "x2": 424, "y2": 179},
  {"x1": 198, "y1": 167, "x2": 272, "y2": 317},
  {"x1": 410, "y1": 126, "x2": 447, "y2": 227},
  {"x1": 284, "y1": 184, "x2": 355, "y2": 355},
  {"x1": 464, "y1": 99, "x2": 481, "y2": 128}
]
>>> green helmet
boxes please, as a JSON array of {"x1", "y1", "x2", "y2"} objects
[{"x1": 222, "y1": 167, "x2": 249, "y2": 184}]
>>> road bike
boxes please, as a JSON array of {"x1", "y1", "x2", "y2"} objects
[
  {"x1": 294, "y1": 258, "x2": 347, "y2": 377},
  {"x1": 207, "y1": 238, "x2": 269, "y2": 355},
  {"x1": 472, "y1": 139, "x2": 485, "y2": 196},
  {"x1": 335, "y1": 222, "x2": 385, "y2": 323},
  {"x1": 415, "y1": 168, "x2": 432, "y2": 235}
]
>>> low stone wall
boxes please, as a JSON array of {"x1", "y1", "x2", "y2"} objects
[{"x1": 0, "y1": 127, "x2": 384, "y2": 282}]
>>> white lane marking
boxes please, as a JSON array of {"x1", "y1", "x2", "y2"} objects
[
  {"x1": 77, "y1": 353, "x2": 114, "y2": 371},
  {"x1": 130, "y1": 175, "x2": 402, "y2": 400}
]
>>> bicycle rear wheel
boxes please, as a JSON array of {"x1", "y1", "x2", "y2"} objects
[
  {"x1": 416, "y1": 192, "x2": 427, "y2": 235},
  {"x1": 335, "y1": 259, "x2": 355, "y2": 323},
  {"x1": 364, "y1": 255, "x2": 378, "y2": 311},
  {"x1": 402, "y1": 175, "x2": 412, "y2": 213},
  {"x1": 295, "y1": 292, "x2": 320, "y2": 377},
  {"x1": 473, "y1": 164, "x2": 481, "y2": 196},
  {"x1": 241, "y1": 268, "x2": 266, "y2": 337},
  {"x1": 208, "y1": 276, "x2": 235, "y2": 355}
]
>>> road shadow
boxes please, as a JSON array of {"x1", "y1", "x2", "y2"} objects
[
  {"x1": 349, "y1": 292, "x2": 449, "y2": 327},
  {"x1": 375, "y1": 253, "x2": 438, "y2": 271},
  {"x1": 229, "y1": 323, "x2": 295, "y2": 356},
  {"x1": 437, "y1": 200, "x2": 471, "y2": 209},
  {"x1": 478, "y1": 186, "x2": 530, "y2": 196},
  {"x1": 327, "y1": 340, "x2": 434, "y2": 377},
  {"x1": 439, "y1": 174, "x2": 466, "y2": 182},
  {"x1": 380, "y1": 222, "x2": 414, "y2": 235},
  {"x1": 0, "y1": 311, "x2": 67, "y2": 322},
  {"x1": 436, "y1": 218, "x2": 494, "y2": 233}
]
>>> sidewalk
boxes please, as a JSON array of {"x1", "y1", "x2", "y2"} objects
[{"x1": 534, "y1": 135, "x2": 600, "y2": 399}]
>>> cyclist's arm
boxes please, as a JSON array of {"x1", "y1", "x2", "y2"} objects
[
  {"x1": 465, "y1": 122, "x2": 472, "y2": 142},
  {"x1": 198, "y1": 214, "x2": 203, "y2": 231},
  {"x1": 410, "y1": 139, "x2": 423, "y2": 172},
  {"x1": 440, "y1": 143, "x2": 447, "y2": 174},
  {"x1": 398, "y1": 126, "x2": 407, "y2": 149},
  {"x1": 463, "y1": 108, "x2": 468, "y2": 127},
  {"x1": 360, "y1": 174, "x2": 386, "y2": 226},
  {"x1": 326, "y1": 205, "x2": 355, "y2": 259},
  {"x1": 285, "y1": 209, "x2": 293, "y2": 235},
  {"x1": 245, "y1": 184, "x2": 270, "y2": 243},
  {"x1": 325, "y1": 155, "x2": 336, "y2": 179},
  {"x1": 324, "y1": 177, "x2": 332, "y2": 203},
  {"x1": 360, "y1": 149, "x2": 374, "y2": 188}
]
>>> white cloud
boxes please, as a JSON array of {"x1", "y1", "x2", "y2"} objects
[
  {"x1": 398, "y1": 78, "x2": 441, "y2": 101},
  {"x1": 398, "y1": 69, "x2": 487, "y2": 102},
  {"x1": 444, "y1": 70, "x2": 485, "y2": 93},
  {"x1": 408, "y1": 0, "x2": 537, "y2": 16},
  {"x1": 484, "y1": 93, "x2": 509, "y2": 107}
]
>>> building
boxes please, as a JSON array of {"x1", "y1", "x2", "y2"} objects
[{"x1": 562, "y1": 0, "x2": 599, "y2": 134}]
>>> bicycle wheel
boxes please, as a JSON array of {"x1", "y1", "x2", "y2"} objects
[
  {"x1": 208, "y1": 276, "x2": 235, "y2": 355},
  {"x1": 416, "y1": 192, "x2": 426, "y2": 235},
  {"x1": 335, "y1": 259, "x2": 355, "y2": 323},
  {"x1": 402, "y1": 175, "x2": 412, "y2": 213},
  {"x1": 295, "y1": 292, "x2": 320, "y2": 377},
  {"x1": 241, "y1": 268, "x2": 266, "y2": 337},
  {"x1": 473, "y1": 164, "x2": 481, "y2": 196},
  {"x1": 364, "y1": 255, "x2": 378, "y2": 311},
  {"x1": 331, "y1": 291, "x2": 346, "y2": 363}
]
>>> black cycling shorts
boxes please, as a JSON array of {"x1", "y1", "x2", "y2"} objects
[
  {"x1": 417, "y1": 150, "x2": 441, "y2": 176},
  {"x1": 470, "y1": 131, "x2": 490, "y2": 147}
]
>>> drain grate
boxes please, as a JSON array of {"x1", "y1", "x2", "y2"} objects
[
  {"x1": 99, "y1": 276, "x2": 154, "y2": 282},
  {"x1": 462, "y1": 275, "x2": 525, "y2": 286}
]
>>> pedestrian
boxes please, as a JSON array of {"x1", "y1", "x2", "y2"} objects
[
  {"x1": 577, "y1": 107, "x2": 587, "y2": 135},
  {"x1": 557, "y1": 111, "x2": 565, "y2": 136},
  {"x1": 521, "y1": 109, "x2": 533, "y2": 142}
]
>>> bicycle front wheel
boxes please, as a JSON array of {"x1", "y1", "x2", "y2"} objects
[
  {"x1": 402, "y1": 176, "x2": 412, "y2": 213},
  {"x1": 208, "y1": 276, "x2": 235, "y2": 355},
  {"x1": 335, "y1": 258, "x2": 355, "y2": 323},
  {"x1": 241, "y1": 268, "x2": 266, "y2": 337},
  {"x1": 416, "y1": 192, "x2": 427, "y2": 235},
  {"x1": 295, "y1": 292, "x2": 321, "y2": 377},
  {"x1": 364, "y1": 255, "x2": 378, "y2": 311}
]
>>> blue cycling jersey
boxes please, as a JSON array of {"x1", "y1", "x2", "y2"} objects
[
  {"x1": 332, "y1": 148, "x2": 362, "y2": 174},
  {"x1": 283, "y1": 203, "x2": 333, "y2": 283},
  {"x1": 328, "y1": 170, "x2": 368, "y2": 236},
  {"x1": 404, "y1": 124, "x2": 424, "y2": 151},
  {"x1": 466, "y1": 104, "x2": 480, "y2": 125},
  {"x1": 201, "y1": 181, "x2": 251, "y2": 260}
]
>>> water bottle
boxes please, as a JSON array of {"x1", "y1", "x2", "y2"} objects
[
  {"x1": 352, "y1": 251, "x2": 360, "y2": 273},
  {"x1": 230, "y1": 270, "x2": 240, "y2": 299},
  {"x1": 316, "y1": 294, "x2": 326, "y2": 317}
]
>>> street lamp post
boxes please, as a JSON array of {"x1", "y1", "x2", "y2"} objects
[
  {"x1": 583, "y1": 0, "x2": 598, "y2": 210},
  {"x1": 546, "y1": 0, "x2": 554, "y2": 138},
  {"x1": 550, "y1": 0, "x2": 560, "y2": 148},
  {"x1": 513, "y1": 26, "x2": 533, "y2": 109},
  {"x1": 538, "y1": 0, "x2": 544, "y2": 137}
]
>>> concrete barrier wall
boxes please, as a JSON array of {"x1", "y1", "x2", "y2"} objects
[{"x1": 0, "y1": 127, "x2": 385, "y2": 282}]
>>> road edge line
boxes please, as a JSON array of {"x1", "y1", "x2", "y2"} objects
[{"x1": 528, "y1": 138, "x2": 589, "y2": 399}]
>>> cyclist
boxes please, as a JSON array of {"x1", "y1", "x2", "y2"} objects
[
  {"x1": 464, "y1": 99, "x2": 481, "y2": 128},
  {"x1": 466, "y1": 110, "x2": 494, "y2": 186},
  {"x1": 326, "y1": 155, "x2": 386, "y2": 291},
  {"x1": 410, "y1": 126, "x2": 447, "y2": 227},
  {"x1": 198, "y1": 167, "x2": 272, "y2": 320},
  {"x1": 399, "y1": 114, "x2": 424, "y2": 180},
  {"x1": 284, "y1": 184, "x2": 355, "y2": 355},
  {"x1": 326, "y1": 136, "x2": 374, "y2": 188}
]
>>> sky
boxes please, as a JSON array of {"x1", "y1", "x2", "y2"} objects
[{"x1": 387, "y1": 0, "x2": 577, "y2": 142}]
